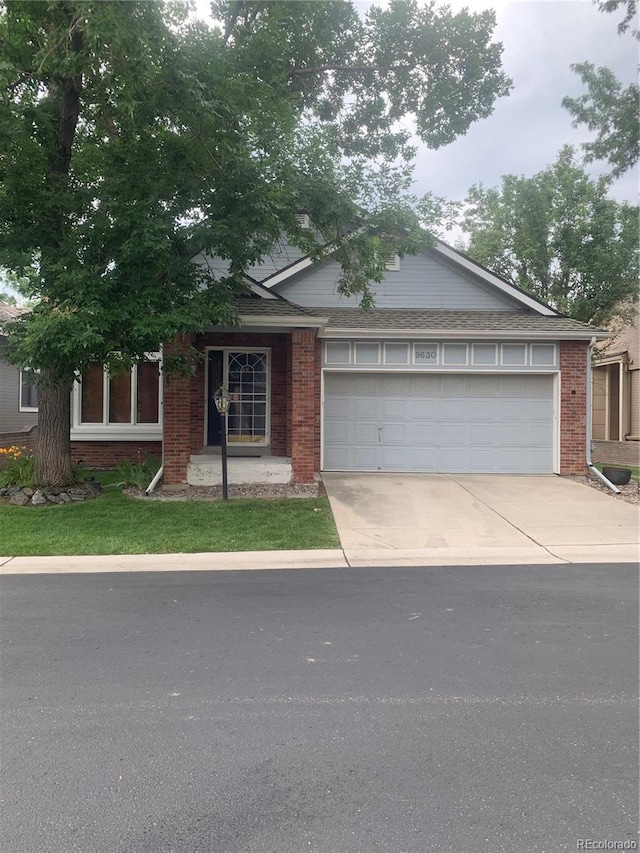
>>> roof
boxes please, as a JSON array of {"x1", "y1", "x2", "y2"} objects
[
  {"x1": 319, "y1": 309, "x2": 609, "y2": 341},
  {"x1": 211, "y1": 300, "x2": 609, "y2": 340},
  {"x1": 322, "y1": 309, "x2": 593, "y2": 332},
  {"x1": 0, "y1": 301, "x2": 24, "y2": 324}
]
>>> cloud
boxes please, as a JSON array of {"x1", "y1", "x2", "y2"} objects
[{"x1": 413, "y1": 1, "x2": 638, "y2": 204}]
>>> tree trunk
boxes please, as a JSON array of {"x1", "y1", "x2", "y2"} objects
[{"x1": 34, "y1": 374, "x2": 74, "y2": 487}]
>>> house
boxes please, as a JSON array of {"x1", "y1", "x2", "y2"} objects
[
  {"x1": 592, "y1": 302, "x2": 640, "y2": 469},
  {"x1": 0, "y1": 302, "x2": 38, "y2": 446},
  {"x1": 62, "y1": 237, "x2": 608, "y2": 487}
]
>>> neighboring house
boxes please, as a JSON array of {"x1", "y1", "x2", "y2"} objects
[
  {"x1": 61, "y1": 236, "x2": 607, "y2": 487},
  {"x1": 592, "y1": 302, "x2": 640, "y2": 468},
  {"x1": 0, "y1": 301, "x2": 38, "y2": 438}
]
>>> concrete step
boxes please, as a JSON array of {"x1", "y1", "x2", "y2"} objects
[{"x1": 187, "y1": 456, "x2": 292, "y2": 486}]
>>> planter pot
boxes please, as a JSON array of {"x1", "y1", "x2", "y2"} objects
[{"x1": 602, "y1": 466, "x2": 632, "y2": 486}]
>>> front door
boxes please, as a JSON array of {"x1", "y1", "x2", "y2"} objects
[{"x1": 207, "y1": 349, "x2": 269, "y2": 447}]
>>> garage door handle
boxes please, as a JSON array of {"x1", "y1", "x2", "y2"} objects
[{"x1": 378, "y1": 426, "x2": 382, "y2": 442}]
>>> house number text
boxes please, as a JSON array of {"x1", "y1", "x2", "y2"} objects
[{"x1": 413, "y1": 344, "x2": 439, "y2": 364}]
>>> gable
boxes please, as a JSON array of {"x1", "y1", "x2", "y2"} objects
[{"x1": 272, "y1": 249, "x2": 528, "y2": 312}]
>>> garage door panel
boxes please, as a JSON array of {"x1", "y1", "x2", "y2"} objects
[
  {"x1": 383, "y1": 423, "x2": 407, "y2": 443},
  {"x1": 324, "y1": 421, "x2": 349, "y2": 443},
  {"x1": 353, "y1": 397, "x2": 377, "y2": 418},
  {"x1": 353, "y1": 422, "x2": 379, "y2": 444},
  {"x1": 470, "y1": 424, "x2": 496, "y2": 445},
  {"x1": 382, "y1": 374, "x2": 409, "y2": 394},
  {"x1": 438, "y1": 448, "x2": 471, "y2": 471},
  {"x1": 324, "y1": 446, "x2": 350, "y2": 469},
  {"x1": 439, "y1": 423, "x2": 468, "y2": 445},
  {"x1": 323, "y1": 372, "x2": 554, "y2": 473},
  {"x1": 353, "y1": 446, "x2": 379, "y2": 468},
  {"x1": 529, "y1": 399, "x2": 553, "y2": 419},
  {"x1": 381, "y1": 398, "x2": 409, "y2": 419},
  {"x1": 439, "y1": 399, "x2": 467, "y2": 419},
  {"x1": 406, "y1": 422, "x2": 437, "y2": 444},
  {"x1": 324, "y1": 397, "x2": 350, "y2": 418}
]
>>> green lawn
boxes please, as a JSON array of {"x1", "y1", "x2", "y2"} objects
[{"x1": 0, "y1": 473, "x2": 340, "y2": 556}]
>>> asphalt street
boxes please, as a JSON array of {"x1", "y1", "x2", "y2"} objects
[{"x1": 0, "y1": 564, "x2": 638, "y2": 853}]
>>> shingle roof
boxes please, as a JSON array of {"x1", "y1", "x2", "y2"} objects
[
  {"x1": 0, "y1": 301, "x2": 24, "y2": 324},
  {"x1": 234, "y1": 297, "x2": 321, "y2": 319},
  {"x1": 321, "y1": 309, "x2": 599, "y2": 334}
]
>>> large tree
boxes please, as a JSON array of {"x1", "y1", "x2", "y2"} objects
[
  {"x1": 0, "y1": 0, "x2": 511, "y2": 485},
  {"x1": 458, "y1": 146, "x2": 639, "y2": 325}
]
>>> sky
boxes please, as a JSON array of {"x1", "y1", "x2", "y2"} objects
[
  {"x1": 195, "y1": 0, "x2": 637, "y2": 206},
  {"x1": 405, "y1": 0, "x2": 638, "y2": 207}
]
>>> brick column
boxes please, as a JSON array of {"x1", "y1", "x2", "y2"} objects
[
  {"x1": 163, "y1": 334, "x2": 193, "y2": 486},
  {"x1": 290, "y1": 329, "x2": 317, "y2": 483},
  {"x1": 559, "y1": 340, "x2": 589, "y2": 475}
]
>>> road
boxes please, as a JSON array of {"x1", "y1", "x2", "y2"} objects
[{"x1": 0, "y1": 564, "x2": 638, "y2": 853}]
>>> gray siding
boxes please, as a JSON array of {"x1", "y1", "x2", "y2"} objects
[
  {"x1": 195, "y1": 238, "x2": 308, "y2": 283},
  {"x1": 0, "y1": 342, "x2": 38, "y2": 433},
  {"x1": 275, "y1": 250, "x2": 524, "y2": 311}
]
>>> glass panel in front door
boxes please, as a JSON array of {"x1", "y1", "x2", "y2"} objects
[{"x1": 227, "y1": 352, "x2": 268, "y2": 444}]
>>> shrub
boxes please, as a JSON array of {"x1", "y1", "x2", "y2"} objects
[
  {"x1": 0, "y1": 446, "x2": 35, "y2": 487},
  {"x1": 115, "y1": 454, "x2": 161, "y2": 490}
]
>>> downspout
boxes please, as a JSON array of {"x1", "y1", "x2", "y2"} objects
[
  {"x1": 145, "y1": 352, "x2": 165, "y2": 495},
  {"x1": 586, "y1": 335, "x2": 621, "y2": 494},
  {"x1": 145, "y1": 463, "x2": 163, "y2": 495}
]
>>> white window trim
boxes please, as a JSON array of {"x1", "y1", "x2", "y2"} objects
[
  {"x1": 19, "y1": 369, "x2": 39, "y2": 412},
  {"x1": 71, "y1": 353, "x2": 163, "y2": 440}
]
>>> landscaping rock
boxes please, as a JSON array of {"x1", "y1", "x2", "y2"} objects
[
  {"x1": 0, "y1": 487, "x2": 9, "y2": 497},
  {"x1": 68, "y1": 490, "x2": 87, "y2": 501},
  {"x1": 46, "y1": 494, "x2": 64, "y2": 504},
  {"x1": 22, "y1": 487, "x2": 34, "y2": 497},
  {"x1": 9, "y1": 491, "x2": 30, "y2": 506},
  {"x1": 8, "y1": 486, "x2": 23, "y2": 495},
  {"x1": 31, "y1": 491, "x2": 47, "y2": 506},
  {"x1": 58, "y1": 493, "x2": 72, "y2": 503}
]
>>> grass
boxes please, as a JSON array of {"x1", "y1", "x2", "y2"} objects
[
  {"x1": 594, "y1": 463, "x2": 640, "y2": 483},
  {"x1": 0, "y1": 472, "x2": 340, "y2": 557}
]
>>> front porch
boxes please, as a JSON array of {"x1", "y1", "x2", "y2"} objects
[
  {"x1": 187, "y1": 451, "x2": 293, "y2": 486},
  {"x1": 162, "y1": 324, "x2": 321, "y2": 488}
]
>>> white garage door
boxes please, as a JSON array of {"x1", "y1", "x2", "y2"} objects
[{"x1": 323, "y1": 373, "x2": 554, "y2": 474}]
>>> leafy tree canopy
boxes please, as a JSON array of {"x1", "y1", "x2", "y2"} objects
[
  {"x1": 562, "y1": 0, "x2": 638, "y2": 178},
  {"x1": 458, "y1": 146, "x2": 639, "y2": 326},
  {"x1": 562, "y1": 63, "x2": 639, "y2": 179},
  {"x1": 0, "y1": 0, "x2": 511, "y2": 484},
  {"x1": 0, "y1": 0, "x2": 511, "y2": 382}
]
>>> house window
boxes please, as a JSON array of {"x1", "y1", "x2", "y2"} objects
[
  {"x1": 226, "y1": 351, "x2": 268, "y2": 444},
  {"x1": 19, "y1": 370, "x2": 39, "y2": 411},
  {"x1": 79, "y1": 357, "x2": 161, "y2": 426}
]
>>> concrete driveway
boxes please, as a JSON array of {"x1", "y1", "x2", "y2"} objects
[{"x1": 322, "y1": 473, "x2": 640, "y2": 566}]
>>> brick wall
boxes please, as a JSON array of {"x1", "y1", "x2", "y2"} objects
[
  {"x1": 592, "y1": 439, "x2": 640, "y2": 468},
  {"x1": 163, "y1": 334, "x2": 194, "y2": 486},
  {"x1": 560, "y1": 340, "x2": 589, "y2": 475},
  {"x1": 0, "y1": 424, "x2": 38, "y2": 454},
  {"x1": 70, "y1": 441, "x2": 162, "y2": 469},
  {"x1": 290, "y1": 329, "x2": 318, "y2": 483}
]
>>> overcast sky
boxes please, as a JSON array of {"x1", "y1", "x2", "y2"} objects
[
  {"x1": 194, "y1": 0, "x2": 637, "y2": 206},
  {"x1": 405, "y1": 0, "x2": 638, "y2": 207}
]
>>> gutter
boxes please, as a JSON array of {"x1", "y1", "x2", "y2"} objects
[{"x1": 585, "y1": 335, "x2": 620, "y2": 494}]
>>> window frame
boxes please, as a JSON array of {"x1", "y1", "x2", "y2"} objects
[
  {"x1": 71, "y1": 353, "x2": 163, "y2": 440},
  {"x1": 19, "y1": 369, "x2": 39, "y2": 413}
]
